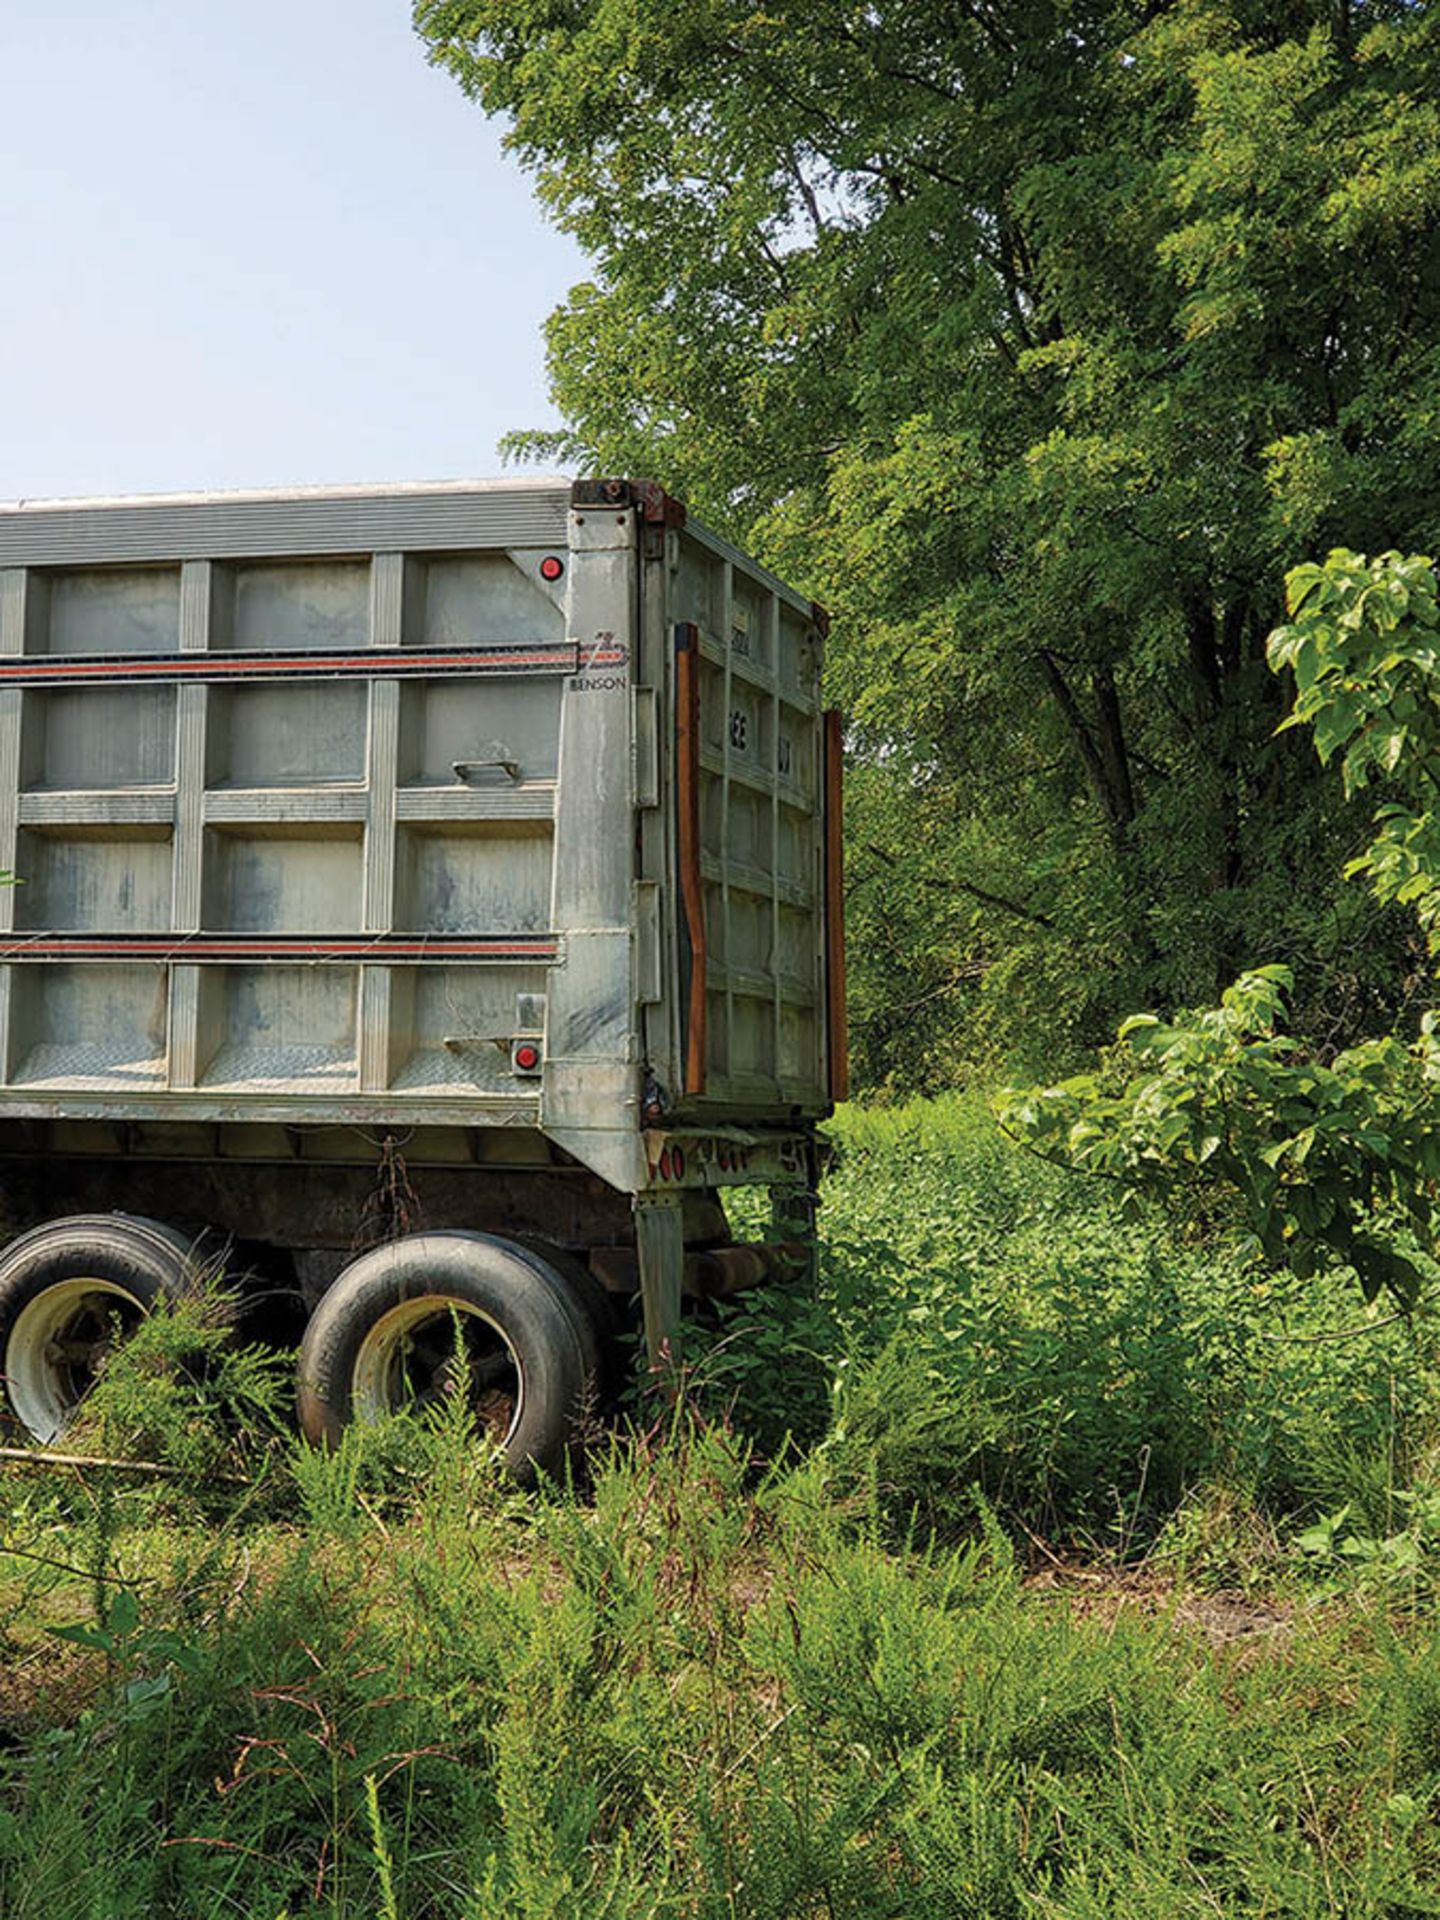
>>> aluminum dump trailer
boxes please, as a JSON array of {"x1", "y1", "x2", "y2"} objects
[{"x1": 0, "y1": 477, "x2": 845, "y2": 1472}]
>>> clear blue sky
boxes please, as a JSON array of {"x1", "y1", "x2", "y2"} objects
[{"x1": 0, "y1": 2, "x2": 584, "y2": 500}]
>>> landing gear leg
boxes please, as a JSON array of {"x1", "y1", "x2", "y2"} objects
[
  {"x1": 633, "y1": 1192, "x2": 685, "y2": 1387},
  {"x1": 769, "y1": 1139, "x2": 822, "y2": 1291}
]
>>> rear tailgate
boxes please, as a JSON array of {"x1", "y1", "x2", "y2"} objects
[{"x1": 666, "y1": 520, "x2": 840, "y2": 1115}]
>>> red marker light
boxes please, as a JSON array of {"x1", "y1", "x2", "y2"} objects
[
  {"x1": 672, "y1": 1147, "x2": 686, "y2": 1179},
  {"x1": 513, "y1": 1042, "x2": 541, "y2": 1072},
  {"x1": 659, "y1": 1148, "x2": 673, "y2": 1181},
  {"x1": 539, "y1": 555, "x2": 565, "y2": 582}
]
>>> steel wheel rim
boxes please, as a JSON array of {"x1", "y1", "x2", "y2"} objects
[
  {"x1": 6, "y1": 1278, "x2": 146, "y2": 1444},
  {"x1": 350, "y1": 1294, "x2": 525, "y2": 1444}
]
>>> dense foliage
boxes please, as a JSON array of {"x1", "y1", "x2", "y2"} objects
[
  {"x1": 6, "y1": 1098, "x2": 1440, "y2": 1915},
  {"x1": 416, "y1": 0, "x2": 1440, "y2": 1077},
  {"x1": 713, "y1": 1095, "x2": 1436, "y2": 1546},
  {"x1": 1002, "y1": 550, "x2": 1440, "y2": 1309}
]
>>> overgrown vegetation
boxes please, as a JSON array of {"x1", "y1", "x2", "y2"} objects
[
  {"x1": 6, "y1": 1101, "x2": 1440, "y2": 1915},
  {"x1": 712, "y1": 1097, "x2": 1440, "y2": 1564}
]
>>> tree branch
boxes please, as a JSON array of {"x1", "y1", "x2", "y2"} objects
[
  {"x1": 1091, "y1": 663, "x2": 1137, "y2": 829},
  {"x1": 1036, "y1": 648, "x2": 1125, "y2": 849},
  {"x1": 954, "y1": 876, "x2": 1056, "y2": 929},
  {"x1": 862, "y1": 843, "x2": 1055, "y2": 928}
]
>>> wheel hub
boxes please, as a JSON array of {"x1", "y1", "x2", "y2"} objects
[
  {"x1": 351, "y1": 1294, "x2": 525, "y2": 1444},
  {"x1": 6, "y1": 1278, "x2": 145, "y2": 1443}
]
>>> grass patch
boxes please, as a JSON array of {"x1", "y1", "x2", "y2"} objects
[
  {"x1": 2, "y1": 1093, "x2": 1440, "y2": 1913},
  {"x1": 2, "y1": 1423, "x2": 1439, "y2": 1916}
]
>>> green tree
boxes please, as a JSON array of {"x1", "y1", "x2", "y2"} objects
[{"x1": 416, "y1": 0, "x2": 1440, "y2": 1075}]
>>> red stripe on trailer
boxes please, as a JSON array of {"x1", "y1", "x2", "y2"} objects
[
  {"x1": 0, "y1": 644, "x2": 619, "y2": 686},
  {"x1": 0, "y1": 936, "x2": 561, "y2": 962}
]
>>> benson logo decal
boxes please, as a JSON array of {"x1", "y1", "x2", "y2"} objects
[{"x1": 568, "y1": 633, "x2": 629, "y2": 692}]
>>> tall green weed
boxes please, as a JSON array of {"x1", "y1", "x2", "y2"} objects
[{"x1": 4, "y1": 1420, "x2": 1440, "y2": 1916}]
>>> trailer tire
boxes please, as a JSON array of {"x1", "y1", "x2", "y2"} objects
[
  {"x1": 296, "y1": 1233, "x2": 593, "y2": 1483},
  {"x1": 511, "y1": 1237, "x2": 621, "y2": 1401},
  {"x1": 0, "y1": 1214, "x2": 199, "y2": 1444}
]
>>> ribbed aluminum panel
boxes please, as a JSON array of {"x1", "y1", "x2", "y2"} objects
[
  {"x1": 0, "y1": 481, "x2": 572, "y2": 566},
  {"x1": 685, "y1": 513, "x2": 816, "y2": 619}
]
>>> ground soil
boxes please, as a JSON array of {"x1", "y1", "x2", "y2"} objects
[{"x1": 1023, "y1": 1562, "x2": 1292, "y2": 1646}]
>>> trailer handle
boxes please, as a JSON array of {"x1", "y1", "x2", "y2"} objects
[{"x1": 452, "y1": 757, "x2": 521, "y2": 783}]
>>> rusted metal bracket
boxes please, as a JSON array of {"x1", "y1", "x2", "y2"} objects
[
  {"x1": 633, "y1": 1194, "x2": 685, "y2": 1376},
  {"x1": 570, "y1": 477, "x2": 687, "y2": 529},
  {"x1": 823, "y1": 708, "x2": 849, "y2": 1103}
]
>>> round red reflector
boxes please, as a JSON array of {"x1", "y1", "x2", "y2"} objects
[
  {"x1": 514, "y1": 1043, "x2": 540, "y2": 1071},
  {"x1": 539, "y1": 555, "x2": 565, "y2": 582}
]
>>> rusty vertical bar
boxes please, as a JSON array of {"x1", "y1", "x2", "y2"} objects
[
  {"x1": 675, "y1": 621, "x2": 707, "y2": 1096},
  {"x1": 823, "y1": 708, "x2": 848, "y2": 1103},
  {"x1": 635, "y1": 1190, "x2": 685, "y2": 1378}
]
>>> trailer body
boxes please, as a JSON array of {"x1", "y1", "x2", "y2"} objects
[{"x1": 0, "y1": 478, "x2": 843, "y2": 1377}]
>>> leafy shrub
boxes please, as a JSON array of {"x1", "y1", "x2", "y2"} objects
[
  {"x1": 1000, "y1": 551, "x2": 1440, "y2": 1311},
  {"x1": 67, "y1": 1275, "x2": 292, "y2": 1487}
]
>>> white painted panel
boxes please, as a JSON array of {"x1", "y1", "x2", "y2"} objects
[
  {"x1": 388, "y1": 964, "x2": 548, "y2": 1093},
  {"x1": 21, "y1": 688, "x2": 176, "y2": 789},
  {"x1": 43, "y1": 568, "x2": 180, "y2": 655},
  {"x1": 202, "y1": 826, "x2": 363, "y2": 933},
  {"x1": 397, "y1": 680, "x2": 561, "y2": 785},
  {"x1": 206, "y1": 685, "x2": 367, "y2": 786},
  {"x1": 417, "y1": 554, "x2": 564, "y2": 647},
  {"x1": 394, "y1": 823, "x2": 552, "y2": 932},
  {"x1": 14, "y1": 828, "x2": 172, "y2": 931},
  {"x1": 10, "y1": 964, "x2": 168, "y2": 1086},
  {"x1": 198, "y1": 965, "x2": 357, "y2": 1089},
  {"x1": 779, "y1": 904, "x2": 818, "y2": 989},
  {"x1": 780, "y1": 1004, "x2": 815, "y2": 1085},
  {"x1": 226, "y1": 560, "x2": 369, "y2": 651}
]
